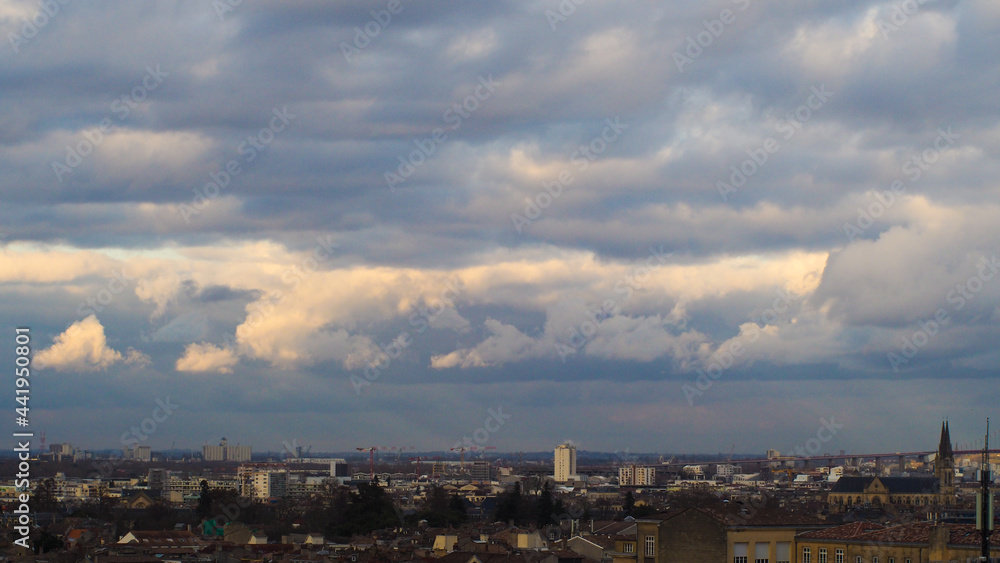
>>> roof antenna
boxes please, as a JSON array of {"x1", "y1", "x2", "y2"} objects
[{"x1": 977, "y1": 418, "x2": 991, "y2": 561}]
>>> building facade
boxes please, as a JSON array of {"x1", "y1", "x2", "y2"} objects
[
  {"x1": 202, "y1": 438, "x2": 252, "y2": 462},
  {"x1": 828, "y1": 423, "x2": 956, "y2": 511},
  {"x1": 620, "y1": 465, "x2": 656, "y2": 486},
  {"x1": 797, "y1": 521, "x2": 999, "y2": 562},
  {"x1": 123, "y1": 445, "x2": 151, "y2": 461},
  {"x1": 237, "y1": 463, "x2": 288, "y2": 499},
  {"x1": 627, "y1": 507, "x2": 825, "y2": 563},
  {"x1": 555, "y1": 443, "x2": 577, "y2": 482}
]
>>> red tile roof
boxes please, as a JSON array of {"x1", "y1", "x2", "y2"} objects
[
  {"x1": 852, "y1": 522, "x2": 936, "y2": 544},
  {"x1": 800, "y1": 521, "x2": 1000, "y2": 547},
  {"x1": 946, "y1": 524, "x2": 1000, "y2": 546},
  {"x1": 798, "y1": 522, "x2": 885, "y2": 540}
]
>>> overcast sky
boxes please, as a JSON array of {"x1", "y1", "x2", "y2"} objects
[{"x1": 2, "y1": 0, "x2": 999, "y2": 457}]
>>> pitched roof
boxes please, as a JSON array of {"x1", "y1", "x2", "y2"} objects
[
  {"x1": 830, "y1": 476, "x2": 938, "y2": 494},
  {"x1": 575, "y1": 535, "x2": 616, "y2": 550},
  {"x1": 124, "y1": 530, "x2": 198, "y2": 539},
  {"x1": 946, "y1": 524, "x2": 1000, "y2": 546},
  {"x1": 591, "y1": 521, "x2": 636, "y2": 535},
  {"x1": 877, "y1": 477, "x2": 940, "y2": 494},
  {"x1": 798, "y1": 522, "x2": 885, "y2": 540},
  {"x1": 854, "y1": 522, "x2": 937, "y2": 544},
  {"x1": 830, "y1": 477, "x2": 868, "y2": 493}
]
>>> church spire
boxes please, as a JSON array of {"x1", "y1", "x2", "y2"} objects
[{"x1": 938, "y1": 420, "x2": 953, "y2": 460}]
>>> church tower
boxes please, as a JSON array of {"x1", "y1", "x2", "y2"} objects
[{"x1": 934, "y1": 421, "x2": 956, "y2": 502}]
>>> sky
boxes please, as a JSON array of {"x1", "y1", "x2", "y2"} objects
[{"x1": 1, "y1": 0, "x2": 999, "y2": 457}]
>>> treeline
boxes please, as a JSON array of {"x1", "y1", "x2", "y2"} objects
[
  {"x1": 198, "y1": 479, "x2": 467, "y2": 537},
  {"x1": 494, "y1": 481, "x2": 593, "y2": 526}
]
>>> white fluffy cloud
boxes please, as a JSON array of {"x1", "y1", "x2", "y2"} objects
[
  {"x1": 175, "y1": 342, "x2": 238, "y2": 374},
  {"x1": 35, "y1": 315, "x2": 149, "y2": 372}
]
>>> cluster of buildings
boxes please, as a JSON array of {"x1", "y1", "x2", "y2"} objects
[
  {"x1": 32, "y1": 438, "x2": 253, "y2": 465},
  {"x1": 201, "y1": 438, "x2": 252, "y2": 463},
  {"x1": 1, "y1": 425, "x2": 996, "y2": 561},
  {"x1": 612, "y1": 506, "x2": 1000, "y2": 563}
]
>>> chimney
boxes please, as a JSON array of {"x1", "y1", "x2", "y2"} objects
[{"x1": 929, "y1": 524, "x2": 950, "y2": 555}]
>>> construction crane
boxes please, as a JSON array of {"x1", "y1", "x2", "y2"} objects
[
  {"x1": 410, "y1": 456, "x2": 440, "y2": 477},
  {"x1": 394, "y1": 446, "x2": 414, "y2": 464},
  {"x1": 295, "y1": 445, "x2": 313, "y2": 461},
  {"x1": 727, "y1": 444, "x2": 736, "y2": 462},
  {"x1": 451, "y1": 446, "x2": 497, "y2": 470},
  {"x1": 451, "y1": 447, "x2": 469, "y2": 470},
  {"x1": 356, "y1": 447, "x2": 378, "y2": 479}
]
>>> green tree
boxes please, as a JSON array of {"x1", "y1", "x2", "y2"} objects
[
  {"x1": 447, "y1": 494, "x2": 468, "y2": 524},
  {"x1": 535, "y1": 482, "x2": 554, "y2": 526},
  {"x1": 495, "y1": 481, "x2": 524, "y2": 525},
  {"x1": 624, "y1": 490, "x2": 636, "y2": 516},
  {"x1": 196, "y1": 480, "x2": 213, "y2": 518},
  {"x1": 32, "y1": 478, "x2": 59, "y2": 512},
  {"x1": 333, "y1": 480, "x2": 399, "y2": 535}
]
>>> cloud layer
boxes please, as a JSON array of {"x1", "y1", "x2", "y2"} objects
[{"x1": 2, "y1": 0, "x2": 999, "y2": 452}]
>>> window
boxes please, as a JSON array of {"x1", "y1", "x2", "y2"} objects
[
  {"x1": 872, "y1": 558, "x2": 878, "y2": 563},
  {"x1": 818, "y1": 548, "x2": 827, "y2": 563},
  {"x1": 889, "y1": 559, "x2": 894, "y2": 563},
  {"x1": 755, "y1": 542, "x2": 769, "y2": 563},
  {"x1": 835, "y1": 549, "x2": 843, "y2": 563},
  {"x1": 644, "y1": 535, "x2": 655, "y2": 557},
  {"x1": 776, "y1": 541, "x2": 790, "y2": 563},
  {"x1": 802, "y1": 547, "x2": 811, "y2": 563},
  {"x1": 734, "y1": 542, "x2": 748, "y2": 563},
  {"x1": 856, "y1": 558, "x2": 862, "y2": 563},
  {"x1": 623, "y1": 543, "x2": 634, "y2": 553}
]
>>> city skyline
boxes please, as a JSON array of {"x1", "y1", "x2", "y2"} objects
[
  {"x1": 2, "y1": 2, "x2": 1000, "y2": 454},
  {"x1": 25, "y1": 420, "x2": 1000, "y2": 460}
]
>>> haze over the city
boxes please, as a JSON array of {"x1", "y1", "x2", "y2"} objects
[{"x1": 2, "y1": 0, "x2": 999, "y2": 455}]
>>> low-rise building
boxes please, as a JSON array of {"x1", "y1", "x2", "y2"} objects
[
  {"x1": 620, "y1": 465, "x2": 656, "y2": 486},
  {"x1": 797, "y1": 521, "x2": 1000, "y2": 562}
]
